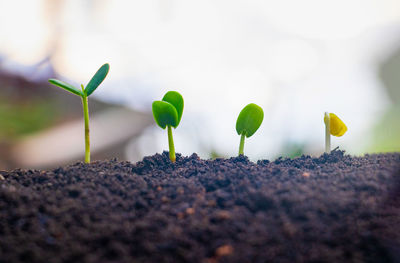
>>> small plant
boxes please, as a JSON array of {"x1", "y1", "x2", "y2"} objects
[
  {"x1": 152, "y1": 91, "x2": 184, "y2": 163},
  {"x1": 236, "y1": 103, "x2": 264, "y2": 156},
  {"x1": 48, "y1": 63, "x2": 110, "y2": 163},
  {"x1": 324, "y1": 112, "x2": 347, "y2": 153}
]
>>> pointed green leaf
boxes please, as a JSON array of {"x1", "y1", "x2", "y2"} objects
[
  {"x1": 152, "y1": 101, "x2": 179, "y2": 129},
  {"x1": 236, "y1": 103, "x2": 264, "y2": 138},
  {"x1": 85, "y1": 63, "x2": 110, "y2": 96},
  {"x1": 162, "y1": 91, "x2": 184, "y2": 126},
  {"x1": 48, "y1": 79, "x2": 83, "y2": 97}
]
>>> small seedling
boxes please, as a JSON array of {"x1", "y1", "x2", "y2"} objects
[
  {"x1": 324, "y1": 112, "x2": 347, "y2": 153},
  {"x1": 236, "y1": 103, "x2": 264, "y2": 156},
  {"x1": 48, "y1": 63, "x2": 110, "y2": 163},
  {"x1": 152, "y1": 91, "x2": 184, "y2": 163}
]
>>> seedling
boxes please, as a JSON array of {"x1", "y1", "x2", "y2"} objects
[
  {"x1": 48, "y1": 63, "x2": 110, "y2": 163},
  {"x1": 236, "y1": 103, "x2": 264, "y2": 156},
  {"x1": 152, "y1": 91, "x2": 184, "y2": 163},
  {"x1": 324, "y1": 112, "x2": 347, "y2": 153}
]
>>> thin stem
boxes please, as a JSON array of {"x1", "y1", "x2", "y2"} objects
[
  {"x1": 238, "y1": 133, "x2": 245, "y2": 156},
  {"x1": 81, "y1": 85, "x2": 90, "y2": 163},
  {"x1": 167, "y1": 125, "x2": 175, "y2": 163},
  {"x1": 325, "y1": 112, "x2": 331, "y2": 154}
]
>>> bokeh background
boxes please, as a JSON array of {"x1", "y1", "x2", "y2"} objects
[{"x1": 1, "y1": 0, "x2": 400, "y2": 169}]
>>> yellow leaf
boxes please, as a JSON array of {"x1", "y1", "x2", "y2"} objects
[{"x1": 324, "y1": 113, "x2": 347, "y2": 137}]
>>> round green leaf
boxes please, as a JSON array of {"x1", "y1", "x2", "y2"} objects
[
  {"x1": 48, "y1": 79, "x2": 83, "y2": 97},
  {"x1": 85, "y1": 63, "x2": 110, "y2": 96},
  {"x1": 152, "y1": 101, "x2": 179, "y2": 129},
  {"x1": 162, "y1": 91, "x2": 184, "y2": 126},
  {"x1": 236, "y1": 103, "x2": 264, "y2": 137}
]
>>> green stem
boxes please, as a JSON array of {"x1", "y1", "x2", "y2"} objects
[
  {"x1": 325, "y1": 112, "x2": 330, "y2": 154},
  {"x1": 239, "y1": 133, "x2": 245, "y2": 156},
  {"x1": 167, "y1": 125, "x2": 175, "y2": 162},
  {"x1": 81, "y1": 92, "x2": 90, "y2": 163}
]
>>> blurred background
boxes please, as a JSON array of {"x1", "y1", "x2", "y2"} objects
[{"x1": 1, "y1": 0, "x2": 400, "y2": 170}]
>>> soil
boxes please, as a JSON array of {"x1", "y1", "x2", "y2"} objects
[{"x1": 0, "y1": 149, "x2": 399, "y2": 263}]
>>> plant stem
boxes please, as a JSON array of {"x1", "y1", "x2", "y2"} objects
[
  {"x1": 238, "y1": 133, "x2": 245, "y2": 156},
  {"x1": 325, "y1": 112, "x2": 330, "y2": 154},
  {"x1": 167, "y1": 125, "x2": 175, "y2": 162},
  {"x1": 81, "y1": 94, "x2": 90, "y2": 163}
]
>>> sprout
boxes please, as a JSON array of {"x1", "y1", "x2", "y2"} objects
[
  {"x1": 236, "y1": 103, "x2": 264, "y2": 156},
  {"x1": 48, "y1": 63, "x2": 110, "y2": 163},
  {"x1": 324, "y1": 112, "x2": 347, "y2": 153},
  {"x1": 152, "y1": 91, "x2": 184, "y2": 163}
]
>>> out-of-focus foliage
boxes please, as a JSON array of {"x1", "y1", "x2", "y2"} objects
[
  {"x1": 280, "y1": 142, "x2": 306, "y2": 159},
  {"x1": 380, "y1": 47, "x2": 400, "y2": 104},
  {"x1": 0, "y1": 98, "x2": 56, "y2": 141},
  {"x1": 208, "y1": 149, "x2": 227, "y2": 160},
  {"x1": 369, "y1": 105, "x2": 400, "y2": 152},
  {"x1": 374, "y1": 45, "x2": 400, "y2": 152}
]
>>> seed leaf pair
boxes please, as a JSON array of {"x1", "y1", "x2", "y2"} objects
[{"x1": 49, "y1": 63, "x2": 109, "y2": 98}]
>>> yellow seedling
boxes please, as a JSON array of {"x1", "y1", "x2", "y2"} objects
[{"x1": 324, "y1": 112, "x2": 347, "y2": 153}]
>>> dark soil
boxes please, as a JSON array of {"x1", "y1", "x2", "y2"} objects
[{"x1": 0, "y1": 149, "x2": 399, "y2": 263}]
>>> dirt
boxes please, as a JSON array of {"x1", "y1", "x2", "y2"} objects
[{"x1": 0, "y1": 149, "x2": 399, "y2": 263}]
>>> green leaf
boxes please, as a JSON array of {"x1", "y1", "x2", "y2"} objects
[
  {"x1": 152, "y1": 101, "x2": 179, "y2": 129},
  {"x1": 162, "y1": 91, "x2": 184, "y2": 126},
  {"x1": 48, "y1": 79, "x2": 83, "y2": 97},
  {"x1": 236, "y1": 103, "x2": 264, "y2": 138},
  {"x1": 85, "y1": 63, "x2": 110, "y2": 96}
]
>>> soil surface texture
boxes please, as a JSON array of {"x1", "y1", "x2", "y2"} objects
[{"x1": 0, "y1": 149, "x2": 399, "y2": 263}]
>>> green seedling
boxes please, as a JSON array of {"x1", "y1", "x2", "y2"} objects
[
  {"x1": 236, "y1": 103, "x2": 264, "y2": 156},
  {"x1": 152, "y1": 91, "x2": 184, "y2": 163},
  {"x1": 48, "y1": 63, "x2": 110, "y2": 163},
  {"x1": 324, "y1": 112, "x2": 347, "y2": 153}
]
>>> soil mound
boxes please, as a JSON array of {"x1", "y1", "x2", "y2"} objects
[{"x1": 1, "y1": 149, "x2": 399, "y2": 262}]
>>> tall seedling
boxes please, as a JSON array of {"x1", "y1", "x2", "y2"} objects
[{"x1": 48, "y1": 63, "x2": 110, "y2": 163}]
